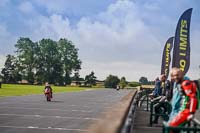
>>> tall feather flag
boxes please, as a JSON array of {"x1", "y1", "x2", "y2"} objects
[
  {"x1": 172, "y1": 8, "x2": 193, "y2": 75},
  {"x1": 161, "y1": 37, "x2": 174, "y2": 79}
]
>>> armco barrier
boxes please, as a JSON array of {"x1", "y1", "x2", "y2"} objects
[
  {"x1": 120, "y1": 87, "x2": 153, "y2": 133},
  {"x1": 120, "y1": 90, "x2": 138, "y2": 133}
]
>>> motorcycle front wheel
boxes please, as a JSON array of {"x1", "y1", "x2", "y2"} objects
[{"x1": 46, "y1": 94, "x2": 51, "y2": 102}]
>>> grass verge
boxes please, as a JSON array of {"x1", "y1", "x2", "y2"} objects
[{"x1": 0, "y1": 84, "x2": 98, "y2": 97}]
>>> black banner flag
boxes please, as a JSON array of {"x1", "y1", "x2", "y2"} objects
[
  {"x1": 172, "y1": 8, "x2": 192, "y2": 75},
  {"x1": 161, "y1": 37, "x2": 174, "y2": 79}
]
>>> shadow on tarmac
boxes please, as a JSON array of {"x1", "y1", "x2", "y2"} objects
[{"x1": 46, "y1": 100, "x2": 64, "y2": 103}]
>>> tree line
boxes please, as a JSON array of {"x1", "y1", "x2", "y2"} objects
[
  {"x1": 104, "y1": 75, "x2": 141, "y2": 88},
  {"x1": 1, "y1": 37, "x2": 81, "y2": 85},
  {"x1": 0, "y1": 37, "x2": 143, "y2": 87}
]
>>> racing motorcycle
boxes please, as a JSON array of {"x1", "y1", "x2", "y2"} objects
[{"x1": 44, "y1": 87, "x2": 52, "y2": 102}]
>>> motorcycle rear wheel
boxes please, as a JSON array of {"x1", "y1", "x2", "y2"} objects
[{"x1": 46, "y1": 94, "x2": 51, "y2": 102}]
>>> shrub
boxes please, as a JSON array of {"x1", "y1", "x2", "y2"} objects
[{"x1": 128, "y1": 82, "x2": 141, "y2": 87}]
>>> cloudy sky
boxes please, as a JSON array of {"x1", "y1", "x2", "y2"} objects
[{"x1": 0, "y1": 0, "x2": 200, "y2": 81}]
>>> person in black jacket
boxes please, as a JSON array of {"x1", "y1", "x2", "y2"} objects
[{"x1": 153, "y1": 74, "x2": 172, "y2": 124}]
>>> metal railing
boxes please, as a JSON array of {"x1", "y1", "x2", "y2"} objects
[
  {"x1": 149, "y1": 101, "x2": 171, "y2": 126},
  {"x1": 136, "y1": 88, "x2": 152, "y2": 111},
  {"x1": 120, "y1": 88, "x2": 153, "y2": 133},
  {"x1": 163, "y1": 120, "x2": 200, "y2": 133},
  {"x1": 120, "y1": 90, "x2": 137, "y2": 133}
]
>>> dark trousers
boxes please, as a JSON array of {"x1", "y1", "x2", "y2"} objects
[{"x1": 153, "y1": 102, "x2": 168, "y2": 122}]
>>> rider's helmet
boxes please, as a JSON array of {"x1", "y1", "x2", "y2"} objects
[{"x1": 45, "y1": 82, "x2": 50, "y2": 87}]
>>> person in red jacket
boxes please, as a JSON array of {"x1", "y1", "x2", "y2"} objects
[
  {"x1": 168, "y1": 80, "x2": 198, "y2": 126},
  {"x1": 166, "y1": 68, "x2": 198, "y2": 127},
  {"x1": 44, "y1": 82, "x2": 53, "y2": 98}
]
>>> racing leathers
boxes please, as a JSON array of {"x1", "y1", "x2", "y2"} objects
[{"x1": 167, "y1": 80, "x2": 198, "y2": 126}]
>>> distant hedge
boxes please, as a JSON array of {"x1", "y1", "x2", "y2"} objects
[{"x1": 128, "y1": 82, "x2": 141, "y2": 87}]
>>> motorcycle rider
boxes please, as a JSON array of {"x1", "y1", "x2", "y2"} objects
[
  {"x1": 44, "y1": 82, "x2": 53, "y2": 98},
  {"x1": 164, "y1": 67, "x2": 198, "y2": 130}
]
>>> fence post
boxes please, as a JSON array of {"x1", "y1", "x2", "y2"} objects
[
  {"x1": 150, "y1": 101, "x2": 153, "y2": 126},
  {"x1": 146, "y1": 89, "x2": 149, "y2": 111}
]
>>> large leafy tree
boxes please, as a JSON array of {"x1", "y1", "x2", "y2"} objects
[
  {"x1": 85, "y1": 71, "x2": 97, "y2": 86},
  {"x1": 15, "y1": 38, "x2": 38, "y2": 84},
  {"x1": 71, "y1": 72, "x2": 81, "y2": 82},
  {"x1": 36, "y1": 39, "x2": 62, "y2": 84},
  {"x1": 57, "y1": 39, "x2": 81, "y2": 85},
  {"x1": 104, "y1": 75, "x2": 120, "y2": 88},
  {"x1": 139, "y1": 76, "x2": 148, "y2": 85},
  {"x1": 119, "y1": 76, "x2": 127, "y2": 89},
  {"x1": 2, "y1": 37, "x2": 81, "y2": 85},
  {"x1": 1, "y1": 55, "x2": 21, "y2": 83}
]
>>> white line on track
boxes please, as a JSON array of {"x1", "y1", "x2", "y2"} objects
[
  {"x1": 0, "y1": 106, "x2": 93, "y2": 112},
  {"x1": 0, "y1": 113, "x2": 101, "y2": 121},
  {"x1": 85, "y1": 89, "x2": 93, "y2": 91},
  {"x1": 0, "y1": 101, "x2": 114, "y2": 107},
  {"x1": 0, "y1": 102, "x2": 90, "y2": 108},
  {"x1": 28, "y1": 126, "x2": 38, "y2": 128},
  {"x1": 0, "y1": 125, "x2": 88, "y2": 132}
]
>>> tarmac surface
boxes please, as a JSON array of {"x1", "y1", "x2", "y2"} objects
[{"x1": 0, "y1": 89, "x2": 131, "y2": 133}]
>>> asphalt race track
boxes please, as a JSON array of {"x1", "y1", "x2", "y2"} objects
[{"x1": 0, "y1": 89, "x2": 131, "y2": 133}]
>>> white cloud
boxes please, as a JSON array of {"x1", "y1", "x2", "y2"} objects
[
  {"x1": 80, "y1": 60, "x2": 160, "y2": 81},
  {"x1": 1, "y1": 0, "x2": 200, "y2": 81},
  {"x1": 30, "y1": 14, "x2": 72, "y2": 41},
  {"x1": 0, "y1": 24, "x2": 10, "y2": 38},
  {"x1": 0, "y1": 25, "x2": 13, "y2": 71},
  {"x1": 34, "y1": 0, "x2": 116, "y2": 16},
  {"x1": 18, "y1": 1, "x2": 35, "y2": 14},
  {"x1": 70, "y1": 0, "x2": 161, "y2": 63},
  {"x1": 0, "y1": 55, "x2": 6, "y2": 70},
  {"x1": 35, "y1": 0, "x2": 67, "y2": 14},
  {"x1": 0, "y1": 0, "x2": 9, "y2": 7},
  {"x1": 30, "y1": 1, "x2": 161, "y2": 80},
  {"x1": 0, "y1": 24, "x2": 16, "y2": 71},
  {"x1": 143, "y1": 2, "x2": 160, "y2": 11},
  {"x1": 24, "y1": 0, "x2": 200, "y2": 80},
  {"x1": 0, "y1": 24, "x2": 16, "y2": 55}
]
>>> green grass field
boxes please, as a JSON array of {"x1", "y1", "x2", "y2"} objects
[{"x1": 0, "y1": 84, "x2": 98, "y2": 97}]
